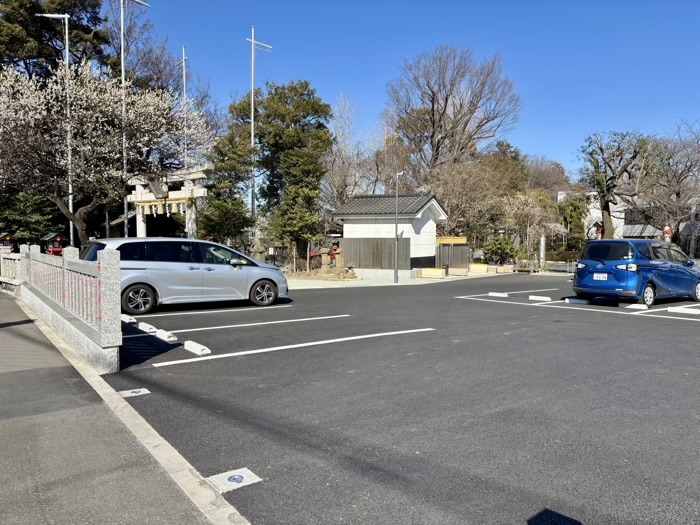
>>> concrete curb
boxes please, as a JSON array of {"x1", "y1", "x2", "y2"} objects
[
  {"x1": 286, "y1": 272, "x2": 515, "y2": 290},
  {"x1": 16, "y1": 300, "x2": 250, "y2": 525}
]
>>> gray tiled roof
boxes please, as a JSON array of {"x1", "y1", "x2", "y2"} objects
[
  {"x1": 623, "y1": 224, "x2": 662, "y2": 238},
  {"x1": 333, "y1": 194, "x2": 436, "y2": 217}
]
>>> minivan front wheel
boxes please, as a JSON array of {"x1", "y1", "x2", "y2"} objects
[
  {"x1": 639, "y1": 283, "x2": 655, "y2": 308},
  {"x1": 250, "y1": 279, "x2": 277, "y2": 306},
  {"x1": 122, "y1": 284, "x2": 156, "y2": 315}
]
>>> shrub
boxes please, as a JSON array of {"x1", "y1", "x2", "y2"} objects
[
  {"x1": 483, "y1": 237, "x2": 516, "y2": 265},
  {"x1": 546, "y1": 250, "x2": 580, "y2": 262}
]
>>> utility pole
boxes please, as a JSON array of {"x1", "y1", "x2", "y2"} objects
[
  {"x1": 181, "y1": 45, "x2": 188, "y2": 170},
  {"x1": 120, "y1": 0, "x2": 151, "y2": 237},
  {"x1": 394, "y1": 171, "x2": 403, "y2": 284},
  {"x1": 36, "y1": 13, "x2": 72, "y2": 245},
  {"x1": 246, "y1": 26, "x2": 271, "y2": 221}
]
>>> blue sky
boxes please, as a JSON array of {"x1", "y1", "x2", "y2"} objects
[{"x1": 143, "y1": 0, "x2": 700, "y2": 179}]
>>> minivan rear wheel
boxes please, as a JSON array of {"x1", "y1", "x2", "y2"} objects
[
  {"x1": 122, "y1": 284, "x2": 156, "y2": 315},
  {"x1": 639, "y1": 283, "x2": 655, "y2": 308},
  {"x1": 250, "y1": 279, "x2": 277, "y2": 306}
]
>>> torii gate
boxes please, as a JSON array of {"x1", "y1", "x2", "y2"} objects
[{"x1": 126, "y1": 162, "x2": 211, "y2": 238}]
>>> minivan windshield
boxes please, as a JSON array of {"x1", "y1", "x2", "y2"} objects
[{"x1": 581, "y1": 242, "x2": 633, "y2": 261}]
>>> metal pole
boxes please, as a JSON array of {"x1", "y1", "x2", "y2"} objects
[
  {"x1": 245, "y1": 28, "x2": 270, "y2": 222},
  {"x1": 250, "y1": 26, "x2": 255, "y2": 221},
  {"x1": 64, "y1": 16, "x2": 73, "y2": 246},
  {"x1": 121, "y1": 0, "x2": 128, "y2": 237},
  {"x1": 182, "y1": 45, "x2": 187, "y2": 170},
  {"x1": 394, "y1": 171, "x2": 402, "y2": 284}
]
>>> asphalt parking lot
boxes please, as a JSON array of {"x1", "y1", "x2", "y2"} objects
[{"x1": 105, "y1": 274, "x2": 700, "y2": 524}]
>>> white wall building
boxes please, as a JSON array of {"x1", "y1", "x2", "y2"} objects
[{"x1": 333, "y1": 195, "x2": 447, "y2": 264}]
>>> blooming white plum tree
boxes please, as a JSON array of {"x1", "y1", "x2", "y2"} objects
[{"x1": 0, "y1": 66, "x2": 212, "y2": 246}]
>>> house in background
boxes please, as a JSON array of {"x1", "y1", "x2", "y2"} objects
[
  {"x1": 561, "y1": 191, "x2": 662, "y2": 240},
  {"x1": 333, "y1": 195, "x2": 448, "y2": 278},
  {"x1": 561, "y1": 191, "x2": 699, "y2": 255}
]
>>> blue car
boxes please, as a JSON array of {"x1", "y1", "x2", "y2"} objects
[{"x1": 573, "y1": 239, "x2": 700, "y2": 307}]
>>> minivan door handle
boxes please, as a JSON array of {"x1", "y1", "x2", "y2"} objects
[
  {"x1": 204, "y1": 267, "x2": 215, "y2": 271},
  {"x1": 188, "y1": 266, "x2": 200, "y2": 271}
]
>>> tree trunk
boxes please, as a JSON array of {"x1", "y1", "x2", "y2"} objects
[
  {"x1": 306, "y1": 243, "x2": 310, "y2": 273},
  {"x1": 601, "y1": 200, "x2": 615, "y2": 239},
  {"x1": 292, "y1": 242, "x2": 297, "y2": 273}
]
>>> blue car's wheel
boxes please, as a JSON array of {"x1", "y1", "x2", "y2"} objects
[
  {"x1": 693, "y1": 281, "x2": 700, "y2": 302},
  {"x1": 639, "y1": 283, "x2": 655, "y2": 308}
]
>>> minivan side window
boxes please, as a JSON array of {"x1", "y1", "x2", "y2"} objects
[
  {"x1": 117, "y1": 241, "x2": 145, "y2": 261},
  {"x1": 635, "y1": 243, "x2": 652, "y2": 259},
  {"x1": 197, "y1": 242, "x2": 255, "y2": 266},
  {"x1": 146, "y1": 241, "x2": 198, "y2": 263},
  {"x1": 650, "y1": 245, "x2": 670, "y2": 260},
  {"x1": 670, "y1": 248, "x2": 689, "y2": 263}
]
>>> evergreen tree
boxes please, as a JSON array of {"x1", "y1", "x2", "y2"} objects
[
  {"x1": 0, "y1": 0, "x2": 108, "y2": 78},
  {"x1": 214, "y1": 80, "x2": 332, "y2": 256},
  {"x1": 0, "y1": 191, "x2": 63, "y2": 242}
]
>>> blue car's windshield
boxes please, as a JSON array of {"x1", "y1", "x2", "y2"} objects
[{"x1": 581, "y1": 242, "x2": 633, "y2": 261}]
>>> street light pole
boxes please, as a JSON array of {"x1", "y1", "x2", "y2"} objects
[
  {"x1": 394, "y1": 171, "x2": 403, "y2": 284},
  {"x1": 36, "y1": 13, "x2": 72, "y2": 246},
  {"x1": 246, "y1": 26, "x2": 271, "y2": 221},
  {"x1": 120, "y1": 0, "x2": 150, "y2": 238}
]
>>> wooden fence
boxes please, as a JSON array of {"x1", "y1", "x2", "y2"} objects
[
  {"x1": 340, "y1": 238, "x2": 410, "y2": 270},
  {"x1": 436, "y1": 244, "x2": 472, "y2": 269}
]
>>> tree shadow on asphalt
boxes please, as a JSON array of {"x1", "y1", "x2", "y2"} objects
[
  {"x1": 528, "y1": 508, "x2": 582, "y2": 524},
  {"x1": 0, "y1": 319, "x2": 35, "y2": 330}
]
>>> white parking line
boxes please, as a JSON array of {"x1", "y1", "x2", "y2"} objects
[
  {"x1": 135, "y1": 304, "x2": 292, "y2": 318},
  {"x1": 171, "y1": 314, "x2": 351, "y2": 334},
  {"x1": 455, "y1": 288, "x2": 559, "y2": 299},
  {"x1": 123, "y1": 314, "x2": 350, "y2": 339},
  {"x1": 506, "y1": 288, "x2": 560, "y2": 295},
  {"x1": 153, "y1": 328, "x2": 436, "y2": 368},
  {"x1": 457, "y1": 296, "x2": 700, "y2": 322},
  {"x1": 631, "y1": 303, "x2": 700, "y2": 315}
]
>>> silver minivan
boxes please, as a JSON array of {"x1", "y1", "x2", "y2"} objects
[{"x1": 81, "y1": 238, "x2": 289, "y2": 315}]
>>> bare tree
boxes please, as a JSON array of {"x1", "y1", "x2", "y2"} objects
[
  {"x1": 501, "y1": 190, "x2": 558, "y2": 257},
  {"x1": 619, "y1": 123, "x2": 700, "y2": 246},
  {"x1": 102, "y1": 0, "x2": 180, "y2": 90},
  {"x1": 579, "y1": 131, "x2": 649, "y2": 239},
  {"x1": 322, "y1": 95, "x2": 372, "y2": 210},
  {"x1": 431, "y1": 160, "x2": 507, "y2": 245},
  {"x1": 386, "y1": 45, "x2": 522, "y2": 185},
  {"x1": 525, "y1": 155, "x2": 571, "y2": 194}
]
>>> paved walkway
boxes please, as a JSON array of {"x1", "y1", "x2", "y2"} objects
[{"x1": 0, "y1": 292, "x2": 211, "y2": 525}]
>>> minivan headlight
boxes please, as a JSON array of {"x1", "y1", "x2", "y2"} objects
[
  {"x1": 615, "y1": 263, "x2": 638, "y2": 272},
  {"x1": 576, "y1": 262, "x2": 586, "y2": 269}
]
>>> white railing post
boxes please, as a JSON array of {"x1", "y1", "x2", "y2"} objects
[
  {"x1": 28, "y1": 245, "x2": 40, "y2": 285},
  {"x1": 18, "y1": 244, "x2": 29, "y2": 283},
  {"x1": 63, "y1": 247, "x2": 79, "y2": 311},
  {"x1": 97, "y1": 249, "x2": 122, "y2": 348}
]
